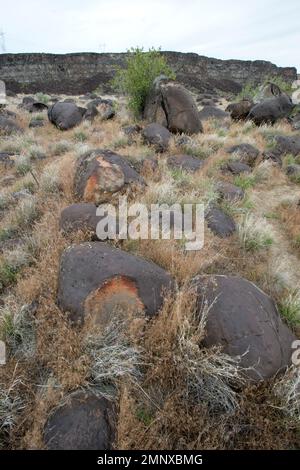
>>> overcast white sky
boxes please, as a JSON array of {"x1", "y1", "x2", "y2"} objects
[{"x1": 0, "y1": 0, "x2": 299, "y2": 70}]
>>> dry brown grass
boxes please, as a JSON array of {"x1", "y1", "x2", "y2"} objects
[
  {"x1": 0, "y1": 96, "x2": 299, "y2": 450},
  {"x1": 277, "y1": 201, "x2": 300, "y2": 254}
]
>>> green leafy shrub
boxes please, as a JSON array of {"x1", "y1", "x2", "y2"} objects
[
  {"x1": 237, "y1": 75, "x2": 293, "y2": 101},
  {"x1": 35, "y1": 92, "x2": 50, "y2": 104},
  {"x1": 112, "y1": 47, "x2": 175, "y2": 117}
]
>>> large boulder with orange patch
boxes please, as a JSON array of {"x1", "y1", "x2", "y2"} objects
[
  {"x1": 74, "y1": 149, "x2": 144, "y2": 204},
  {"x1": 193, "y1": 275, "x2": 296, "y2": 381},
  {"x1": 44, "y1": 390, "x2": 115, "y2": 450},
  {"x1": 57, "y1": 242, "x2": 174, "y2": 324}
]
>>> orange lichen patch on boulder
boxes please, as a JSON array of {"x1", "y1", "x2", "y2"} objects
[
  {"x1": 83, "y1": 162, "x2": 125, "y2": 203},
  {"x1": 84, "y1": 275, "x2": 145, "y2": 326},
  {"x1": 96, "y1": 156, "x2": 112, "y2": 167}
]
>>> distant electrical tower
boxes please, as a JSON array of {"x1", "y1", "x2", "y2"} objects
[
  {"x1": 99, "y1": 43, "x2": 106, "y2": 53},
  {"x1": 0, "y1": 30, "x2": 6, "y2": 52}
]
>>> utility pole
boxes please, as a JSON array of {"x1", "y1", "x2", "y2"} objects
[{"x1": 0, "y1": 29, "x2": 6, "y2": 52}]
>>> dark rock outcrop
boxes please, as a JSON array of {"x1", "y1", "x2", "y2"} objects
[{"x1": 0, "y1": 52, "x2": 296, "y2": 95}]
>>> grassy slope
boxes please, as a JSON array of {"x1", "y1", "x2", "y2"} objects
[{"x1": 0, "y1": 94, "x2": 299, "y2": 449}]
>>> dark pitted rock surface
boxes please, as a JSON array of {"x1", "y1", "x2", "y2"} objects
[
  {"x1": 205, "y1": 207, "x2": 236, "y2": 237},
  {"x1": 44, "y1": 390, "x2": 115, "y2": 450},
  {"x1": 193, "y1": 275, "x2": 297, "y2": 381}
]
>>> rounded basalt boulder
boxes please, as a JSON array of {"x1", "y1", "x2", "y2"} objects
[
  {"x1": 142, "y1": 123, "x2": 171, "y2": 152},
  {"x1": 59, "y1": 202, "x2": 120, "y2": 237},
  {"x1": 272, "y1": 135, "x2": 300, "y2": 157},
  {"x1": 59, "y1": 203, "x2": 99, "y2": 234},
  {"x1": 225, "y1": 99, "x2": 253, "y2": 121},
  {"x1": 198, "y1": 106, "x2": 230, "y2": 122},
  {"x1": 216, "y1": 181, "x2": 245, "y2": 202},
  {"x1": 193, "y1": 275, "x2": 296, "y2": 381},
  {"x1": 48, "y1": 102, "x2": 83, "y2": 130},
  {"x1": 160, "y1": 81, "x2": 203, "y2": 134},
  {"x1": 57, "y1": 242, "x2": 174, "y2": 324},
  {"x1": 0, "y1": 115, "x2": 22, "y2": 135},
  {"x1": 205, "y1": 207, "x2": 236, "y2": 238},
  {"x1": 226, "y1": 143, "x2": 259, "y2": 166},
  {"x1": 44, "y1": 391, "x2": 115, "y2": 450},
  {"x1": 226, "y1": 161, "x2": 251, "y2": 174},
  {"x1": 73, "y1": 149, "x2": 144, "y2": 204},
  {"x1": 167, "y1": 154, "x2": 204, "y2": 173}
]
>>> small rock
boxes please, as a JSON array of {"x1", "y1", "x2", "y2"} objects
[
  {"x1": 205, "y1": 206, "x2": 236, "y2": 237},
  {"x1": 227, "y1": 143, "x2": 259, "y2": 166},
  {"x1": 44, "y1": 391, "x2": 115, "y2": 450},
  {"x1": 0, "y1": 116, "x2": 22, "y2": 135},
  {"x1": 286, "y1": 164, "x2": 300, "y2": 180},
  {"x1": 198, "y1": 106, "x2": 230, "y2": 121},
  {"x1": 167, "y1": 154, "x2": 204, "y2": 172},
  {"x1": 216, "y1": 181, "x2": 244, "y2": 201},
  {"x1": 227, "y1": 161, "x2": 251, "y2": 174},
  {"x1": 142, "y1": 123, "x2": 171, "y2": 152},
  {"x1": 29, "y1": 119, "x2": 45, "y2": 128},
  {"x1": 226, "y1": 99, "x2": 253, "y2": 121}
]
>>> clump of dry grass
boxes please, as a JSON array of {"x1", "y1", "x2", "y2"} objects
[
  {"x1": 277, "y1": 201, "x2": 300, "y2": 253},
  {"x1": 11, "y1": 196, "x2": 40, "y2": 231},
  {"x1": 0, "y1": 299, "x2": 36, "y2": 359},
  {"x1": 39, "y1": 163, "x2": 62, "y2": 194},
  {"x1": 237, "y1": 212, "x2": 274, "y2": 251},
  {"x1": 0, "y1": 372, "x2": 24, "y2": 449},
  {"x1": 1, "y1": 98, "x2": 300, "y2": 450},
  {"x1": 175, "y1": 299, "x2": 245, "y2": 413},
  {"x1": 273, "y1": 367, "x2": 300, "y2": 422},
  {"x1": 85, "y1": 318, "x2": 143, "y2": 397}
]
